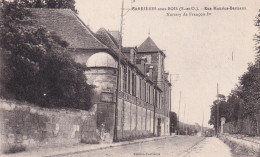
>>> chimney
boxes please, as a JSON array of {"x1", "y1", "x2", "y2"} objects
[
  {"x1": 136, "y1": 57, "x2": 147, "y2": 74},
  {"x1": 142, "y1": 57, "x2": 147, "y2": 74},
  {"x1": 147, "y1": 66, "x2": 154, "y2": 80},
  {"x1": 164, "y1": 72, "x2": 169, "y2": 80},
  {"x1": 130, "y1": 48, "x2": 136, "y2": 64}
]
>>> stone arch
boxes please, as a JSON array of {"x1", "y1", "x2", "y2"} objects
[{"x1": 86, "y1": 52, "x2": 117, "y2": 68}]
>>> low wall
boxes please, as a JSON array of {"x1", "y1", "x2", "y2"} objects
[
  {"x1": 0, "y1": 99, "x2": 98, "y2": 153},
  {"x1": 223, "y1": 118, "x2": 258, "y2": 136}
]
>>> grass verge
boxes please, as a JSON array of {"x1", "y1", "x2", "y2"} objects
[{"x1": 220, "y1": 136, "x2": 260, "y2": 157}]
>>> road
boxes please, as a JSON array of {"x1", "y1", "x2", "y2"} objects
[{"x1": 63, "y1": 136, "x2": 205, "y2": 157}]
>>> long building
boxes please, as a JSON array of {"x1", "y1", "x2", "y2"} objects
[{"x1": 30, "y1": 8, "x2": 172, "y2": 142}]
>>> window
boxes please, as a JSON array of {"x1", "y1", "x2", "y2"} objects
[
  {"x1": 154, "y1": 90, "x2": 157, "y2": 107},
  {"x1": 150, "y1": 86, "x2": 153, "y2": 104},
  {"x1": 119, "y1": 67, "x2": 122, "y2": 91},
  {"x1": 148, "y1": 85, "x2": 150, "y2": 103},
  {"x1": 162, "y1": 57, "x2": 164, "y2": 69},
  {"x1": 132, "y1": 73, "x2": 136, "y2": 96},
  {"x1": 139, "y1": 78, "x2": 142, "y2": 99},
  {"x1": 158, "y1": 94, "x2": 161, "y2": 108},
  {"x1": 153, "y1": 89, "x2": 156, "y2": 106},
  {"x1": 144, "y1": 83, "x2": 147, "y2": 102},
  {"x1": 128, "y1": 69, "x2": 131, "y2": 94},
  {"x1": 123, "y1": 65, "x2": 127, "y2": 92},
  {"x1": 133, "y1": 52, "x2": 136, "y2": 64}
]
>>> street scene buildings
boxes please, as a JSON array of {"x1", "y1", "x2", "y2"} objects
[
  {"x1": 31, "y1": 8, "x2": 171, "y2": 141},
  {"x1": 1, "y1": 7, "x2": 171, "y2": 149},
  {"x1": 1, "y1": 0, "x2": 260, "y2": 157}
]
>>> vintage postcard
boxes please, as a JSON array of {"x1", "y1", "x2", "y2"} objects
[{"x1": 0, "y1": 0, "x2": 260, "y2": 156}]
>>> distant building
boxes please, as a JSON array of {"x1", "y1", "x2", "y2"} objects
[{"x1": 31, "y1": 8, "x2": 172, "y2": 141}]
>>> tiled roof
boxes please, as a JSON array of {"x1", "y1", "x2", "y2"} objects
[
  {"x1": 122, "y1": 47, "x2": 134, "y2": 53},
  {"x1": 30, "y1": 8, "x2": 107, "y2": 49},
  {"x1": 138, "y1": 37, "x2": 161, "y2": 52},
  {"x1": 95, "y1": 28, "x2": 119, "y2": 52},
  {"x1": 108, "y1": 31, "x2": 120, "y2": 45}
]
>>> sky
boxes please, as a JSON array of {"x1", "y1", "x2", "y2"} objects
[{"x1": 75, "y1": 0, "x2": 259, "y2": 127}]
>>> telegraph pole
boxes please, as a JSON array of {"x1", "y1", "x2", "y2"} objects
[
  {"x1": 201, "y1": 110, "x2": 204, "y2": 134},
  {"x1": 183, "y1": 103, "x2": 186, "y2": 130},
  {"x1": 177, "y1": 91, "x2": 181, "y2": 135},
  {"x1": 169, "y1": 74, "x2": 179, "y2": 135},
  {"x1": 113, "y1": 0, "x2": 124, "y2": 142}
]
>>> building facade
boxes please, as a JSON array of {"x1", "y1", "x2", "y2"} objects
[{"x1": 31, "y1": 8, "x2": 171, "y2": 142}]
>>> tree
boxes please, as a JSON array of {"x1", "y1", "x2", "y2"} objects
[
  {"x1": 9, "y1": 0, "x2": 78, "y2": 13},
  {"x1": 169, "y1": 111, "x2": 177, "y2": 133},
  {"x1": 208, "y1": 94, "x2": 231, "y2": 131},
  {"x1": 226, "y1": 85, "x2": 244, "y2": 122},
  {"x1": 239, "y1": 63, "x2": 260, "y2": 121},
  {"x1": 0, "y1": 2, "x2": 93, "y2": 110}
]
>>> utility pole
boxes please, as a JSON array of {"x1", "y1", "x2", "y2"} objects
[
  {"x1": 169, "y1": 74, "x2": 179, "y2": 135},
  {"x1": 201, "y1": 110, "x2": 204, "y2": 134},
  {"x1": 187, "y1": 115, "x2": 190, "y2": 135},
  {"x1": 177, "y1": 91, "x2": 181, "y2": 135},
  {"x1": 183, "y1": 103, "x2": 186, "y2": 131},
  {"x1": 216, "y1": 83, "x2": 219, "y2": 136},
  {"x1": 113, "y1": 0, "x2": 124, "y2": 142}
]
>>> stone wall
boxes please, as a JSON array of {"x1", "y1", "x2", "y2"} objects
[
  {"x1": 223, "y1": 118, "x2": 260, "y2": 136},
  {"x1": 84, "y1": 67, "x2": 170, "y2": 142},
  {"x1": 0, "y1": 99, "x2": 98, "y2": 153}
]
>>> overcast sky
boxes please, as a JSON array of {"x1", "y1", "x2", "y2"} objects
[{"x1": 75, "y1": 0, "x2": 259, "y2": 127}]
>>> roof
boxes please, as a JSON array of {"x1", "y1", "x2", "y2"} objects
[
  {"x1": 122, "y1": 47, "x2": 137, "y2": 53},
  {"x1": 138, "y1": 37, "x2": 161, "y2": 52},
  {"x1": 30, "y1": 8, "x2": 108, "y2": 50},
  {"x1": 108, "y1": 31, "x2": 120, "y2": 44},
  {"x1": 95, "y1": 28, "x2": 119, "y2": 52}
]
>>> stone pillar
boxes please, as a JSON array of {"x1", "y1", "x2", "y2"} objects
[{"x1": 221, "y1": 117, "x2": 226, "y2": 134}]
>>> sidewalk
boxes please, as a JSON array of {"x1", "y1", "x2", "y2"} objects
[
  {"x1": 1, "y1": 135, "x2": 175, "y2": 157},
  {"x1": 180, "y1": 137, "x2": 232, "y2": 157}
]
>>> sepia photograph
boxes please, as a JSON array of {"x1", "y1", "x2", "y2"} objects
[{"x1": 0, "y1": 0, "x2": 260, "y2": 156}]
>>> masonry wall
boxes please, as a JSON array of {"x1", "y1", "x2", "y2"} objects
[
  {"x1": 223, "y1": 118, "x2": 259, "y2": 136},
  {"x1": 84, "y1": 66, "x2": 170, "y2": 142},
  {"x1": 0, "y1": 99, "x2": 98, "y2": 153},
  {"x1": 116, "y1": 93, "x2": 170, "y2": 140},
  {"x1": 85, "y1": 68, "x2": 117, "y2": 143}
]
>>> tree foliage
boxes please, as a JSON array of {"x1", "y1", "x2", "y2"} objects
[
  {"x1": 208, "y1": 94, "x2": 232, "y2": 130},
  {"x1": 6, "y1": 0, "x2": 77, "y2": 13},
  {"x1": 239, "y1": 63, "x2": 260, "y2": 120},
  {"x1": 169, "y1": 111, "x2": 177, "y2": 133},
  {"x1": 226, "y1": 86, "x2": 244, "y2": 121},
  {"x1": 0, "y1": 2, "x2": 93, "y2": 110}
]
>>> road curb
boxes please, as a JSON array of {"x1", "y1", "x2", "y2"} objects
[{"x1": 45, "y1": 136, "x2": 176, "y2": 157}]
